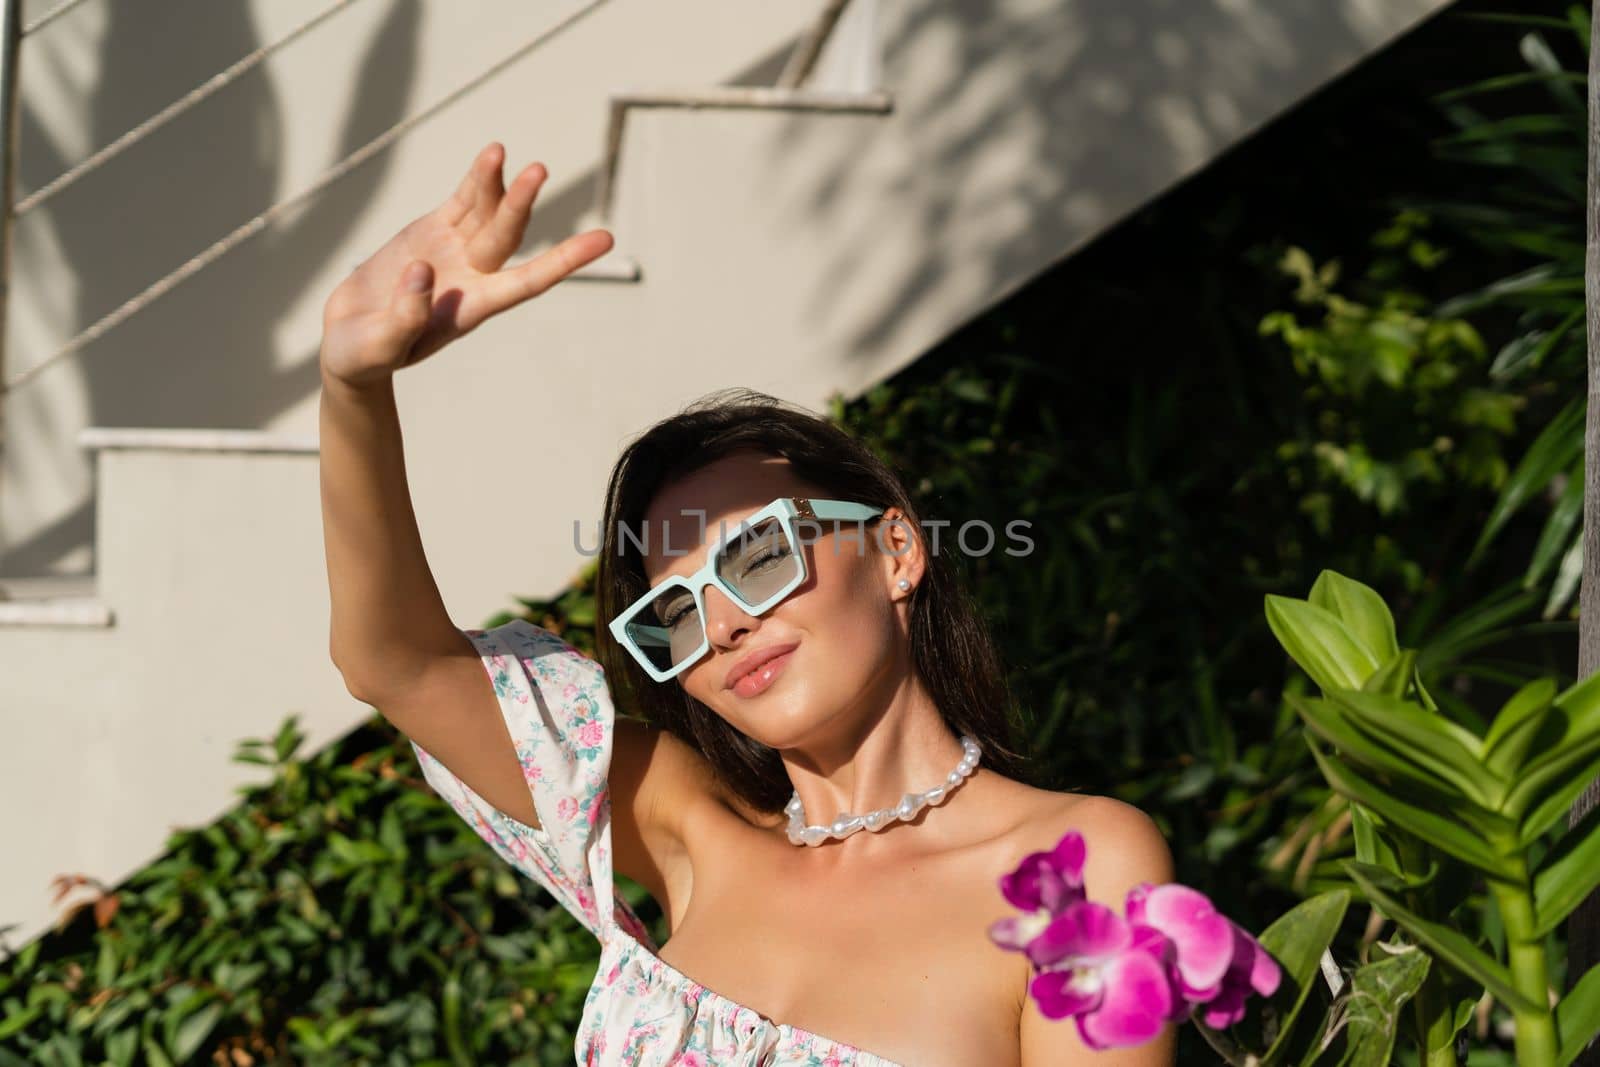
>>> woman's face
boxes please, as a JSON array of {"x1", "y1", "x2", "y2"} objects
[{"x1": 637, "y1": 450, "x2": 923, "y2": 750}]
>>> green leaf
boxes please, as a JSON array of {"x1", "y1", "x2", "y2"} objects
[
  {"x1": 1254, "y1": 890, "x2": 1352, "y2": 1064},
  {"x1": 1322, "y1": 689, "x2": 1499, "y2": 808},
  {"x1": 1319, "y1": 948, "x2": 1432, "y2": 1066},
  {"x1": 1483, "y1": 677, "x2": 1558, "y2": 778},
  {"x1": 1469, "y1": 394, "x2": 1584, "y2": 566},
  {"x1": 1546, "y1": 536, "x2": 1584, "y2": 620},
  {"x1": 1344, "y1": 859, "x2": 1439, "y2": 894},
  {"x1": 1309, "y1": 571, "x2": 1400, "y2": 662},
  {"x1": 1289, "y1": 693, "x2": 1472, "y2": 808},
  {"x1": 1556, "y1": 962, "x2": 1600, "y2": 1067},
  {"x1": 141, "y1": 1037, "x2": 176, "y2": 1067},
  {"x1": 1531, "y1": 806, "x2": 1600, "y2": 939},
  {"x1": 1305, "y1": 736, "x2": 1511, "y2": 876},
  {"x1": 1350, "y1": 806, "x2": 1402, "y2": 871},
  {"x1": 1361, "y1": 650, "x2": 1417, "y2": 699},
  {"x1": 1519, "y1": 747, "x2": 1600, "y2": 847},
  {"x1": 1503, "y1": 727, "x2": 1600, "y2": 820},
  {"x1": 1343, "y1": 863, "x2": 1540, "y2": 1015},
  {"x1": 1524, "y1": 458, "x2": 1582, "y2": 588},
  {"x1": 171, "y1": 1000, "x2": 223, "y2": 1061},
  {"x1": 1266, "y1": 596, "x2": 1381, "y2": 692},
  {"x1": 1553, "y1": 668, "x2": 1600, "y2": 736}
]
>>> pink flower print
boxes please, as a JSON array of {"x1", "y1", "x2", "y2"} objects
[
  {"x1": 527, "y1": 763, "x2": 544, "y2": 782},
  {"x1": 563, "y1": 681, "x2": 579, "y2": 700},
  {"x1": 605, "y1": 961, "x2": 623, "y2": 986},
  {"x1": 556, "y1": 796, "x2": 579, "y2": 822},
  {"x1": 670, "y1": 1054, "x2": 708, "y2": 1067},
  {"x1": 577, "y1": 720, "x2": 606, "y2": 748}
]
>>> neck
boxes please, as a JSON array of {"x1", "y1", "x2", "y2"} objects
[{"x1": 778, "y1": 668, "x2": 975, "y2": 848}]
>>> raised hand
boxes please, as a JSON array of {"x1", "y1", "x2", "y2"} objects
[{"x1": 320, "y1": 142, "x2": 614, "y2": 387}]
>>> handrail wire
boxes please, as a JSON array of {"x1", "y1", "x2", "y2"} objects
[
  {"x1": 17, "y1": 0, "x2": 365, "y2": 216},
  {"x1": 775, "y1": 0, "x2": 851, "y2": 89},
  {"x1": 0, "y1": 0, "x2": 609, "y2": 397},
  {"x1": 21, "y1": 0, "x2": 91, "y2": 37},
  {"x1": 593, "y1": 0, "x2": 865, "y2": 223}
]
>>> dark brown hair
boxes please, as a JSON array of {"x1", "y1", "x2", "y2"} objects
[{"x1": 593, "y1": 387, "x2": 1035, "y2": 814}]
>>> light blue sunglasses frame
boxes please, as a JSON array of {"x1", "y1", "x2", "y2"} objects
[{"x1": 608, "y1": 496, "x2": 885, "y2": 682}]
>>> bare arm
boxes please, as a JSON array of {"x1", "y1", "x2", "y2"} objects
[
  {"x1": 320, "y1": 141, "x2": 718, "y2": 909},
  {"x1": 320, "y1": 141, "x2": 614, "y2": 829}
]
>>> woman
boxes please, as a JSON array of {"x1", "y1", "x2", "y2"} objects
[{"x1": 321, "y1": 141, "x2": 1177, "y2": 1066}]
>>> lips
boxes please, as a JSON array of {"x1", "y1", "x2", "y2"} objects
[{"x1": 725, "y1": 641, "x2": 800, "y2": 692}]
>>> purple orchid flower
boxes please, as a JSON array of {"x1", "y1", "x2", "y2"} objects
[
  {"x1": 989, "y1": 830, "x2": 1282, "y2": 1049},
  {"x1": 1125, "y1": 882, "x2": 1282, "y2": 1028},
  {"x1": 1026, "y1": 899, "x2": 1182, "y2": 1050},
  {"x1": 987, "y1": 831, "x2": 1087, "y2": 963}
]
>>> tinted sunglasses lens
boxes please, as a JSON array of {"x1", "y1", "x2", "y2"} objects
[
  {"x1": 623, "y1": 586, "x2": 704, "y2": 674},
  {"x1": 715, "y1": 517, "x2": 801, "y2": 608}
]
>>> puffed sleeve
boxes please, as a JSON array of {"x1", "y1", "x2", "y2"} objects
[{"x1": 408, "y1": 618, "x2": 651, "y2": 945}]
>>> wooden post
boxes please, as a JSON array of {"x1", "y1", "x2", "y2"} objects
[
  {"x1": 0, "y1": 0, "x2": 20, "y2": 525},
  {"x1": 1568, "y1": 6, "x2": 1600, "y2": 1066}
]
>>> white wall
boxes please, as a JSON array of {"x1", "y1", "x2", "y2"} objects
[{"x1": 0, "y1": 0, "x2": 1448, "y2": 948}]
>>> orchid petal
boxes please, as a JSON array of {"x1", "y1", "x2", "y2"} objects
[
  {"x1": 988, "y1": 911, "x2": 1051, "y2": 954},
  {"x1": 1028, "y1": 900, "x2": 1129, "y2": 969},
  {"x1": 998, "y1": 831, "x2": 1088, "y2": 915},
  {"x1": 1135, "y1": 884, "x2": 1236, "y2": 995},
  {"x1": 1075, "y1": 943, "x2": 1177, "y2": 1049},
  {"x1": 1199, "y1": 983, "x2": 1249, "y2": 1030},
  {"x1": 1031, "y1": 968, "x2": 1103, "y2": 1020}
]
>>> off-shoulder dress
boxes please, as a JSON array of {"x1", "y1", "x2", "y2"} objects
[{"x1": 410, "y1": 618, "x2": 905, "y2": 1066}]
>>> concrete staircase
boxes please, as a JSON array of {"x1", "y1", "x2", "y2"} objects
[{"x1": 0, "y1": 0, "x2": 1451, "y2": 948}]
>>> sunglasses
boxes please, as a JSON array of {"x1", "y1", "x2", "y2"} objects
[{"x1": 608, "y1": 496, "x2": 885, "y2": 681}]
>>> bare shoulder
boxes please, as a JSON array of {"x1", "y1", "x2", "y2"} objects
[
  {"x1": 992, "y1": 785, "x2": 1181, "y2": 1066},
  {"x1": 993, "y1": 783, "x2": 1176, "y2": 904}
]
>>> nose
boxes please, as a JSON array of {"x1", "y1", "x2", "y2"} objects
[{"x1": 701, "y1": 582, "x2": 760, "y2": 649}]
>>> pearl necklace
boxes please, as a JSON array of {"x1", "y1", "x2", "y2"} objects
[{"x1": 785, "y1": 735, "x2": 983, "y2": 846}]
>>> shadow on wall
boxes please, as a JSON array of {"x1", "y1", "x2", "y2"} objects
[
  {"x1": 5, "y1": 0, "x2": 422, "y2": 575},
  {"x1": 0, "y1": 0, "x2": 1423, "y2": 575},
  {"x1": 770, "y1": 0, "x2": 1419, "y2": 360},
  {"x1": 0, "y1": 0, "x2": 805, "y2": 580}
]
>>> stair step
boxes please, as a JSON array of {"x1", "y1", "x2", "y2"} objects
[{"x1": 0, "y1": 575, "x2": 112, "y2": 627}]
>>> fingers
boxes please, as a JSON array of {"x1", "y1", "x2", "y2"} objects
[
  {"x1": 467, "y1": 144, "x2": 506, "y2": 235},
  {"x1": 468, "y1": 161, "x2": 547, "y2": 270},
  {"x1": 438, "y1": 142, "x2": 504, "y2": 228},
  {"x1": 381, "y1": 260, "x2": 435, "y2": 352},
  {"x1": 480, "y1": 229, "x2": 614, "y2": 311}
]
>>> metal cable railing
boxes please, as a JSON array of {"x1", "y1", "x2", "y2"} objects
[
  {"x1": 0, "y1": 0, "x2": 610, "y2": 397},
  {"x1": 17, "y1": 0, "x2": 365, "y2": 216},
  {"x1": 21, "y1": 0, "x2": 92, "y2": 37},
  {"x1": 0, "y1": 0, "x2": 864, "y2": 399}
]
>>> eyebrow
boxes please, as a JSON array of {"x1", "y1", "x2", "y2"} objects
[{"x1": 642, "y1": 505, "x2": 778, "y2": 583}]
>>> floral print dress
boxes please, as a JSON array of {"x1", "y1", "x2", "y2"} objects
[{"x1": 410, "y1": 619, "x2": 905, "y2": 1067}]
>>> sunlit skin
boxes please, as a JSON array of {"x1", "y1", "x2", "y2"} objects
[
  {"x1": 637, "y1": 451, "x2": 1180, "y2": 1066},
  {"x1": 321, "y1": 138, "x2": 1180, "y2": 1065},
  {"x1": 638, "y1": 450, "x2": 963, "y2": 836}
]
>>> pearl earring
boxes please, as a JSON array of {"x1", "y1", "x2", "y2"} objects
[{"x1": 896, "y1": 579, "x2": 911, "y2": 591}]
